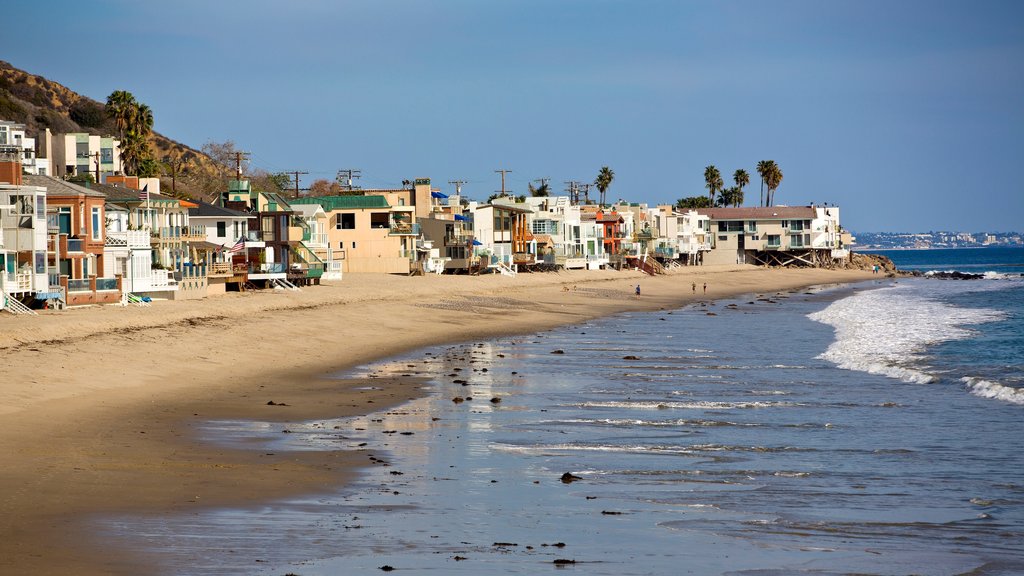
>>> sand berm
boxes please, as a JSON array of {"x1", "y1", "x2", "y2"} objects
[{"x1": 0, "y1": 265, "x2": 876, "y2": 574}]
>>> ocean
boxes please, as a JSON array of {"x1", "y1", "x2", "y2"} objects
[{"x1": 104, "y1": 248, "x2": 1024, "y2": 575}]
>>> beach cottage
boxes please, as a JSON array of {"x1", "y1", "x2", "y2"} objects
[
  {"x1": 698, "y1": 205, "x2": 849, "y2": 267},
  {"x1": 0, "y1": 159, "x2": 53, "y2": 312}
]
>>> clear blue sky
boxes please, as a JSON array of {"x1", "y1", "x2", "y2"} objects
[{"x1": 6, "y1": 0, "x2": 1023, "y2": 232}]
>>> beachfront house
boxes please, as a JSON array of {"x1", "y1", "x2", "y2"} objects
[
  {"x1": 0, "y1": 158, "x2": 54, "y2": 312},
  {"x1": 186, "y1": 199, "x2": 256, "y2": 294},
  {"x1": 42, "y1": 131, "x2": 122, "y2": 180},
  {"x1": 24, "y1": 175, "x2": 122, "y2": 306},
  {"x1": 291, "y1": 193, "x2": 419, "y2": 275},
  {"x1": 0, "y1": 120, "x2": 50, "y2": 176},
  {"x1": 221, "y1": 180, "x2": 321, "y2": 287},
  {"x1": 698, "y1": 205, "x2": 849, "y2": 267},
  {"x1": 472, "y1": 200, "x2": 535, "y2": 275}
]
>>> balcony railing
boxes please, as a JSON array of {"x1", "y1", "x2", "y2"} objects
[
  {"x1": 305, "y1": 232, "x2": 329, "y2": 247},
  {"x1": 389, "y1": 222, "x2": 421, "y2": 236},
  {"x1": 106, "y1": 230, "x2": 151, "y2": 248},
  {"x1": 152, "y1": 225, "x2": 207, "y2": 242},
  {"x1": 67, "y1": 278, "x2": 90, "y2": 292},
  {"x1": 65, "y1": 237, "x2": 84, "y2": 252},
  {"x1": 250, "y1": 263, "x2": 286, "y2": 274},
  {"x1": 96, "y1": 277, "x2": 118, "y2": 291}
]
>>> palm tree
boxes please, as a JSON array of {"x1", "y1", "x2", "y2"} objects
[
  {"x1": 676, "y1": 195, "x2": 712, "y2": 210},
  {"x1": 756, "y1": 160, "x2": 771, "y2": 207},
  {"x1": 733, "y1": 169, "x2": 749, "y2": 207},
  {"x1": 528, "y1": 181, "x2": 550, "y2": 197},
  {"x1": 704, "y1": 165, "x2": 723, "y2": 206},
  {"x1": 766, "y1": 163, "x2": 783, "y2": 206},
  {"x1": 105, "y1": 90, "x2": 136, "y2": 142},
  {"x1": 135, "y1": 103, "x2": 154, "y2": 139},
  {"x1": 594, "y1": 166, "x2": 614, "y2": 207}
]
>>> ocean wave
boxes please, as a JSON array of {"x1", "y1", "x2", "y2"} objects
[
  {"x1": 962, "y1": 377, "x2": 1024, "y2": 406},
  {"x1": 808, "y1": 284, "x2": 1004, "y2": 385},
  {"x1": 578, "y1": 400, "x2": 801, "y2": 410}
]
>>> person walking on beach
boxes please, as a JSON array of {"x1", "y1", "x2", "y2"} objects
[
  {"x1": 635, "y1": 284, "x2": 641, "y2": 298},
  {"x1": 692, "y1": 281, "x2": 696, "y2": 293},
  {"x1": 703, "y1": 282, "x2": 707, "y2": 294}
]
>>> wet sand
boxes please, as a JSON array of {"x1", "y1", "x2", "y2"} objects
[{"x1": 0, "y1": 265, "x2": 876, "y2": 574}]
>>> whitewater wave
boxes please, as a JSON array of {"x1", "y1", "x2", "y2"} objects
[
  {"x1": 808, "y1": 284, "x2": 1003, "y2": 385},
  {"x1": 578, "y1": 400, "x2": 801, "y2": 410},
  {"x1": 962, "y1": 377, "x2": 1024, "y2": 405}
]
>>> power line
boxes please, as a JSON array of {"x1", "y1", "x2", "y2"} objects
[
  {"x1": 494, "y1": 169, "x2": 512, "y2": 196},
  {"x1": 564, "y1": 180, "x2": 583, "y2": 204},
  {"x1": 448, "y1": 179, "x2": 468, "y2": 196},
  {"x1": 284, "y1": 170, "x2": 308, "y2": 198},
  {"x1": 232, "y1": 151, "x2": 251, "y2": 180},
  {"x1": 336, "y1": 169, "x2": 362, "y2": 191}
]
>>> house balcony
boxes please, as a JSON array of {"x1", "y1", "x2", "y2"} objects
[
  {"x1": 304, "y1": 232, "x2": 329, "y2": 249},
  {"x1": 61, "y1": 275, "x2": 122, "y2": 306},
  {"x1": 152, "y1": 225, "x2": 206, "y2": 244},
  {"x1": 47, "y1": 234, "x2": 85, "y2": 255},
  {"x1": 513, "y1": 253, "x2": 536, "y2": 265},
  {"x1": 106, "y1": 230, "x2": 151, "y2": 249},
  {"x1": 389, "y1": 222, "x2": 421, "y2": 236},
  {"x1": 654, "y1": 246, "x2": 677, "y2": 258}
]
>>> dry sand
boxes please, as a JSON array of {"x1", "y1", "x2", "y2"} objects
[{"x1": 0, "y1": 265, "x2": 876, "y2": 574}]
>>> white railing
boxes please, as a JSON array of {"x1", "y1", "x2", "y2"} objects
[
  {"x1": 306, "y1": 232, "x2": 329, "y2": 248},
  {"x1": 107, "y1": 230, "x2": 151, "y2": 248},
  {"x1": 149, "y1": 269, "x2": 177, "y2": 289}
]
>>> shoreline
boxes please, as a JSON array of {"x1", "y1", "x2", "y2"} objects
[{"x1": 0, "y1": 265, "x2": 877, "y2": 574}]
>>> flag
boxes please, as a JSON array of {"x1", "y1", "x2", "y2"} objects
[
  {"x1": 228, "y1": 237, "x2": 246, "y2": 254},
  {"x1": 138, "y1": 184, "x2": 150, "y2": 203}
]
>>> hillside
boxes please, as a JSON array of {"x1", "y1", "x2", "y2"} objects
[{"x1": 0, "y1": 60, "x2": 233, "y2": 200}]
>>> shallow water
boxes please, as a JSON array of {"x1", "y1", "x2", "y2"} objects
[{"x1": 102, "y1": 281, "x2": 1024, "y2": 575}]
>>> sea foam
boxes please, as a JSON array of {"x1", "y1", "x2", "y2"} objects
[
  {"x1": 962, "y1": 377, "x2": 1024, "y2": 406},
  {"x1": 808, "y1": 284, "x2": 1003, "y2": 385}
]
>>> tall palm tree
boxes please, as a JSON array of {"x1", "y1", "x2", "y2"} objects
[
  {"x1": 704, "y1": 165, "x2": 723, "y2": 206},
  {"x1": 528, "y1": 181, "x2": 550, "y2": 197},
  {"x1": 733, "y1": 169, "x2": 749, "y2": 207},
  {"x1": 105, "y1": 90, "x2": 136, "y2": 141},
  {"x1": 594, "y1": 166, "x2": 614, "y2": 207},
  {"x1": 135, "y1": 103, "x2": 154, "y2": 139},
  {"x1": 766, "y1": 163, "x2": 783, "y2": 206},
  {"x1": 756, "y1": 160, "x2": 771, "y2": 207}
]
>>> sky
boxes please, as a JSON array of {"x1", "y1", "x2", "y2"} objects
[{"x1": 5, "y1": 0, "x2": 1023, "y2": 232}]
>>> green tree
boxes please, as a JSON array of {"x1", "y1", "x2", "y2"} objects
[
  {"x1": 766, "y1": 162, "x2": 783, "y2": 206},
  {"x1": 594, "y1": 166, "x2": 614, "y2": 207},
  {"x1": 756, "y1": 160, "x2": 771, "y2": 207},
  {"x1": 676, "y1": 195, "x2": 712, "y2": 210},
  {"x1": 528, "y1": 181, "x2": 550, "y2": 197},
  {"x1": 704, "y1": 165, "x2": 723, "y2": 206},
  {"x1": 732, "y1": 169, "x2": 749, "y2": 207},
  {"x1": 106, "y1": 90, "x2": 157, "y2": 176},
  {"x1": 106, "y1": 90, "x2": 135, "y2": 141},
  {"x1": 718, "y1": 186, "x2": 742, "y2": 207}
]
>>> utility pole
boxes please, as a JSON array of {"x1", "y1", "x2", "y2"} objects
[
  {"x1": 163, "y1": 155, "x2": 191, "y2": 196},
  {"x1": 564, "y1": 180, "x2": 582, "y2": 205},
  {"x1": 285, "y1": 170, "x2": 308, "y2": 198},
  {"x1": 232, "y1": 151, "x2": 251, "y2": 180},
  {"x1": 93, "y1": 152, "x2": 101, "y2": 184},
  {"x1": 578, "y1": 183, "x2": 593, "y2": 205},
  {"x1": 448, "y1": 179, "x2": 468, "y2": 197},
  {"x1": 336, "y1": 169, "x2": 362, "y2": 191},
  {"x1": 495, "y1": 169, "x2": 512, "y2": 197}
]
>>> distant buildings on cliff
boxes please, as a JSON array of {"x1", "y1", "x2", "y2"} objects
[{"x1": 855, "y1": 231, "x2": 1023, "y2": 250}]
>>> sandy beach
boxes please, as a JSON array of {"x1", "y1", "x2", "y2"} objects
[{"x1": 0, "y1": 265, "x2": 876, "y2": 574}]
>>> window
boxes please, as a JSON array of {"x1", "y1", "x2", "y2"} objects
[
  {"x1": 216, "y1": 221, "x2": 226, "y2": 238},
  {"x1": 337, "y1": 213, "x2": 355, "y2": 229},
  {"x1": 791, "y1": 235, "x2": 805, "y2": 248},
  {"x1": 370, "y1": 213, "x2": 389, "y2": 229},
  {"x1": 790, "y1": 220, "x2": 804, "y2": 231},
  {"x1": 446, "y1": 246, "x2": 467, "y2": 259},
  {"x1": 717, "y1": 221, "x2": 743, "y2": 232},
  {"x1": 35, "y1": 251, "x2": 46, "y2": 274},
  {"x1": 747, "y1": 221, "x2": 757, "y2": 233},
  {"x1": 351, "y1": 241, "x2": 357, "y2": 249},
  {"x1": 36, "y1": 195, "x2": 44, "y2": 218},
  {"x1": 91, "y1": 207, "x2": 101, "y2": 241},
  {"x1": 767, "y1": 234, "x2": 781, "y2": 247}
]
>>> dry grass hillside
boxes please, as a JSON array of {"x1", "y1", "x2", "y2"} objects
[{"x1": 0, "y1": 60, "x2": 234, "y2": 200}]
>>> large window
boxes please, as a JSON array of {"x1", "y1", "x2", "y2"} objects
[
  {"x1": 767, "y1": 234, "x2": 781, "y2": 247},
  {"x1": 446, "y1": 246, "x2": 467, "y2": 259},
  {"x1": 216, "y1": 221, "x2": 226, "y2": 238},
  {"x1": 717, "y1": 221, "x2": 744, "y2": 232},
  {"x1": 336, "y1": 213, "x2": 355, "y2": 229},
  {"x1": 370, "y1": 213, "x2": 389, "y2": 229},
  {"x1": 91, "y1": 207, "x2": 101, "y2": 241}
]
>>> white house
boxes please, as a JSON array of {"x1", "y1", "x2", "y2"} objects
[{"x1": 0, "y1": 120, "x2": 50, "y2": 176}]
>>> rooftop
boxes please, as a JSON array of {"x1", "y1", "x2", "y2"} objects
[
  {"x1": 696, "y1": 206, "x2": 818, "y2": 220},
  {"x1": 290, "y1": 195, "x2": 391, "y2": 210}
]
